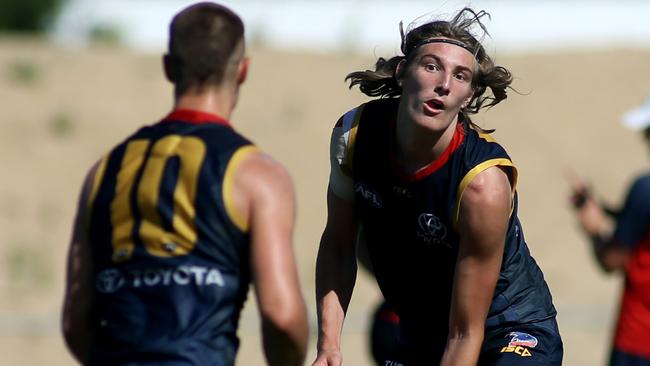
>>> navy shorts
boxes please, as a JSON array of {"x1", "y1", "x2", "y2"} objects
[
  {"x1": 382, "y1": 318, "x2": 562, "y2": 366},
  {"x1": 479, "y1": 318, "x2": 563, "y2": 366},
  {"x1": 369, "y1": 301, "x2": 401, "y2": 365},
  {"x1": 609, "y1": 348, "x2": 650, "y2": 366}
]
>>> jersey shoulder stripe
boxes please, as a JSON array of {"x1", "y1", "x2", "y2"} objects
[
  {"x1": 340, "y1": 104, "x2": 365, "y2": 175},
  {"x1": 453, "y1": 158, "x2": 517, "y2": 229},
  {"x1": 85, "y1": 155, "x2": 109, "y2": 228},
  {"x1": 222, "y1": 144, "x2": 259, "y2": 232}
]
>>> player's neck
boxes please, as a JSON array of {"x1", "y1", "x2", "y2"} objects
[
  {"x1": 173, "y1": 86, "x2": 236, "y2": 120},
  {"x1": 394, "y1": 117, "x2": 456, "y2": 173}
]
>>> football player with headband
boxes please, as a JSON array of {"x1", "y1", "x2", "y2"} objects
[{"x1": 314, "y1": 7, "x2": 562, "y2": 366}]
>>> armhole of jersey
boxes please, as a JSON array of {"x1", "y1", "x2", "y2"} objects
[
  {"x1": 453, "y1": 158, "x2": 518, "y2": 230},
  {"x1": 223, "y1": 145, "x2": 259, "y2": 233},
  {"x1": 84, "y1": 155, "x2": 109, "y2": 228},
  {"x1": 342, "y1": 104, "x2": 365, "y2": 176}
]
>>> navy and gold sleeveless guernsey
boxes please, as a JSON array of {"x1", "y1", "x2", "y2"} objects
[
  {"x1": 86, "y1": 110, "x2": 256, "y2": 366},
  {"x1": 348, "y1": 98, "x2": 557, "y2": 362}
]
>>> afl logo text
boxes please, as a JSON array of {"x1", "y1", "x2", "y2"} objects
[{"x1": 354, "y1": 182, "x2": 383, "y2": 208}]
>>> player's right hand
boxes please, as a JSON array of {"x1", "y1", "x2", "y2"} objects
[
  {"x1": 565, "y1": 172, "x2": 592, "y2": 209},
  {"x1": 312, "y1": 349, "x2": 343, "y2": 366}
]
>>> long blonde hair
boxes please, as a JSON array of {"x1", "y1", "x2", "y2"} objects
[{"x1": 346, "y1": 8, "x2": 513, "y2": 126}]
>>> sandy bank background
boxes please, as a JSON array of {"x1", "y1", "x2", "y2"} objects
[{"x1": 1, "y1": 37, "x2": 649, "y2": 365}]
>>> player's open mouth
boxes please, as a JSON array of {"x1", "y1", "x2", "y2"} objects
[
  {"x1": 427, "y1": 99, "x2": 445, "y2": 109},
  {"x1": 424, "y1": 99, "x2": 445, "y2": 115}
]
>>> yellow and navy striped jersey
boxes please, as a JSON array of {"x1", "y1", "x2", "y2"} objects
[{"x1": 86, "y1": 109, "x2": 256, "y2": 366}]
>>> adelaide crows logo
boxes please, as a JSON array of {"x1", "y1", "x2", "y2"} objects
[
  {"x1": 416, "y1": 213, "x2": 448, "y2": 246},
  {"x1": 500, "y1": 331, "x2": 538, "y2": 357},
  {"x1": 507, "y1": 332, "x2": 538, "y2": 348}
]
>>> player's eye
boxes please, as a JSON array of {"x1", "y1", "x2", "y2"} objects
[
  {"x1": 424, "y1": 63, "x2": 439, "y2": 72},
  {"x1": 454, "y1": 72, "x2": 469, "y2": 82}
]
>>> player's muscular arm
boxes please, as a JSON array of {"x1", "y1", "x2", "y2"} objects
[
  {"x1": 313, "y1": 192, "x2": 357, "y2": 366},
  {"x1": 62, "y1": 163, "x2": 100, "y2": 364},
  {"x1": 312, "y1": 116, "x2": 359, "y2": 366},
  {"x1": 313, "y1": 189, "x2": 359, "y2": 366},
  {"x1": 441, "y1": 167, "x2": 511, "y2": 366},
  {"x1": 314, "y1": 189, "x2": 357, "y2": 366},
  {"x1": 235, "y1": 151, "x2": 308, "y2": 366}
]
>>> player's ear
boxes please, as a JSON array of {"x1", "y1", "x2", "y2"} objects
[
  {"x1": 236, "y1": 57, "x2": 249, "y2": 85},
  {"x1": 163, "y1": 54, "x2": 178, "y2": 83},
  {"x1": 462, "y1": 95, "x2": 473, "y2": 108}
]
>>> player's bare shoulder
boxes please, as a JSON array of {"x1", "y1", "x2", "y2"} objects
[
  {"x1": 238, "y1": 149, "x2": 294, "y2": 195},
  {"x1": 227, "y1": 148, "x2": 295, "y2": 229},
  {"x1": 461, "y1": 167, "x2": 512, "y2": 216}
]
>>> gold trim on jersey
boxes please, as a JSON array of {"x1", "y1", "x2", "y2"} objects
[
  {"x1": 223, "y1": 145, "x2": 259, "y2": 232},
  {"x1": 88, "y1": 155, "x2": 108, "y2": 209},
  {"x1": 478, "y1": 131, "x2": 497, "y2": 143},
  {"x1": 85, "y1": 155, "x2": 109, "y2": 229},
  {"x1": 343, "y1": 104, "x2": 365, "y2": 175},
  {"x1": 453, "y1": 158, "x2": 518, "y2": 229}
]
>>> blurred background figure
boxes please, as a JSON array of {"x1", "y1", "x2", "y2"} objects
[
  {"x1": 569, "y1": 96, "x2": 650, "y2": 366},
  {"x1": 61, "y1": 2, "x2": 308, "y2": 365}
]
